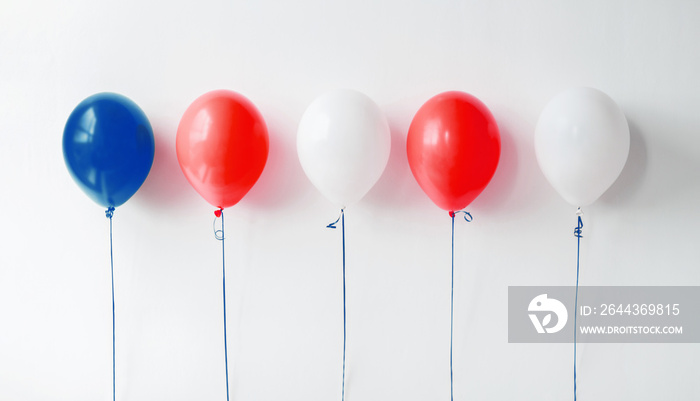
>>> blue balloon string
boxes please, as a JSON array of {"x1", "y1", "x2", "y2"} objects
[
  {"x1": 105, "y1": 207, "x2": 115, "y2": 401},
  {"x1": 573, "y1": 212, "x2": 583, "y2": 401},
  {"x1": 327, "y1": 209, "x2": 346, "y2": 401},
  {"x1": 450, "y1": 210, "x2": 473, "y2": 222},
  {"x1": 214, "y1": 209, "x2": 231, "y2": 401},
  {"x1": 449, "y1": 210, "x2": 471, "y2": 401},
  {"x1": 327, "y1": 212, "x2": 342, "y2": 229}
]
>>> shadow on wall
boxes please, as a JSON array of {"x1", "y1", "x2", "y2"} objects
[
  {"x1": 130, "y1": 109, "x2": 653, "y2": 215},
  {"x1": 134, "y1": 121, "x2": 198, "y2": 210},
  {"x1": 469, "y1": 123, "x2": 518, "y2": 215},
  {"x1": 134, "y1": 110, "x2": 313, "y2": 213},
  {"x1": 366, "y1": 109, "x2": 522, "y2": 215},
  {"x1": 363, "y1": 113, "x2": 436, "y2": 211},
  {"x1": 242, "y1": 106, "x2": 310, "y2": 210},
  {"x1": 600, "y1": 119, "x2": 647, "y2": 206}
]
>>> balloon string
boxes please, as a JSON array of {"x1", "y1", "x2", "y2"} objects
[
  {"x1": 328, "y1": 209, "x2": 346, "y2": 401},
  {"x1": 327, "y1": 210, "x2": 343, "y2": 229},
  {"x1": 449, "y1": 210, "x2": 472, "y2": 401},
  {"x1": 105, "y1": 207, "x2": 115, "y2": 401},
  {"x1": 450, "y1": 214, "x2": 454, "y2": 401},
  {"x1": 573, "y1": 208, "x2": 583, "y2": 401},
  {"x1": 449, "y1": 210, "x2": 473, "y2": 222},
  {"x1": 215, "y1": 208, "x2": 230, "y2": 401}
]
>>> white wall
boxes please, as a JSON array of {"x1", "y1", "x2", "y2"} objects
[{"x1": 1, "y1": 1, "x2": 699, "y2": 400}]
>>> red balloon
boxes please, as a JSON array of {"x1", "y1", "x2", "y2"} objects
[
  {"x1": 176, "y1": 90, "x2": 269, "y2": 209},
  {"x1": 407, "y1": 91, "x2": 500, "y2": 212}
]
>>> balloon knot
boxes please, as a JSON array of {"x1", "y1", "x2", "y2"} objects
[
  {"x1": 105, "y1": 207, "x2": 115, "y2": 219},
  {"x1": 449, "y1": 211, "x2": 455, "y2": 218},
  {"x1": 213, "y1": 209, "x2": 224, "y2": 240}
]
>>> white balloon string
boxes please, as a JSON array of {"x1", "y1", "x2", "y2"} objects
[
  {"x1": 327, "y1": 209, "x2": 346, "y2": 401},
  {"x1": 573, "y1": 210, "x2": 583, "y2": 401}
]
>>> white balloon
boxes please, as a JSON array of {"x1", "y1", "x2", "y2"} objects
[
  {"x1": 297, "y1": 89, "x2": 391, "y2": 208},
  {"x1": 535, "y1": 87, "x2": 630, "y2": 207}
]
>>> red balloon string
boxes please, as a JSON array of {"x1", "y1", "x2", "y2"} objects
[
  {"x1": 450, "y1": 211, "x2": 472, "y2": 401},
  {"x1": 214, "y1": 210, "x2": 230, "y2": 401}
]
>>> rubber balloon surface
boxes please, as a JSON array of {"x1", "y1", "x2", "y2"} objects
[
  {"x1": 63, "y1": 92, "x2": 155, "y2": 208},
  {"x1": 407, "y1": 91, "x2": 501, "y2": 211},
  {"x1": 297, "y1": 89, "x2": 390, "y2": 208},
  {"x1": 176, "y1": 90, "x2": 269, "y2": 209},
  {"x1": 535, "y1": 87, "x2": 629, "y2": 207}
]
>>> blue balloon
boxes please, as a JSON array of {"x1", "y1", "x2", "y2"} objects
[{"x1": 63, "y1": 93, "x2": 155, "y2": 208}]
